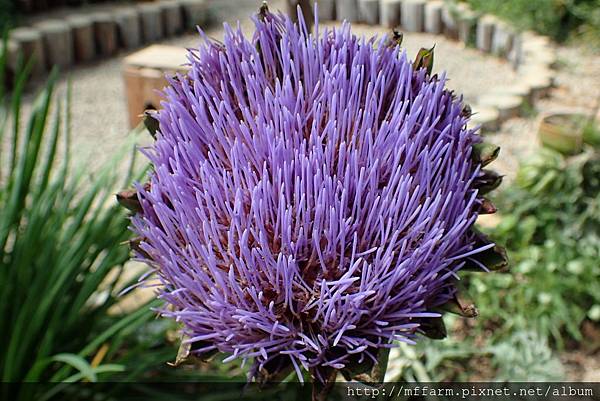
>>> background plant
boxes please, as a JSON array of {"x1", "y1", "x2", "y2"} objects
[
  {"x1": 480, "y1": 148, "x2": 600, "y2": 346},
  {"x1": 0, "y1": 0, "x2": 15, "y2": 32},
  {"x1": 384, "y1": 145, "x2": 600, "y2": 381},
  {"x1": 0, "y1": 41, "x2": 193, "y2": 401},
  {"x1": 463, "y1": 0, "x2": 600, "y2": 45},
  {"x1": 461, "y1": 147, "x2": 599, "y2": 375},
  {"x1": 386, "y1": 325, "x2": 564, "y2": 382}
]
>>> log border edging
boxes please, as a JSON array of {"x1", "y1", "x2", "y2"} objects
[{"x1": 3, "y1": 0, "x2": 208, "y2": 83}]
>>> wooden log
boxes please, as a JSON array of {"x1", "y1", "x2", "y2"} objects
[
  {"x1": 113, "y1": 7, "x2": 142, "y2": 49},
  {"x1": 317, "y1": 0, "x2": 336, "y2": 21},
  {"x1": 478, "y1": 93, "x2": 524, "y2": 122},
  {"x1": 67, "y1": 15, "x2": 96, "y2": 62},
  {"x1": 518, "y1": 67, "x2": 554, "y2": 99},
  {"x1": 441, "y1": 1, "x2": 462, "y2": 39},
  {"x1": 468, "y1": 105, "x2": 500, "y2": 132},
  {"x1": 140, "y1": 67, "x2": 168, "y2": 111},
  {"x1": 91, "y1": 12, "x2": 118, "y2": 57},
  {"x1": 9, "y1": 27, "x2": 46, "y2": 77},
  {"x1": 380, "y1": 0, "x2": 402, "y2": 28},
  {"x1": 180, "y1": 0, "x2": 208, "y2": 30},
  {"x1": 476, "y1": 15, "x2": 495, "y2": 53},
  {"x1": 457, "y1": 10, "x2": 477, "y2": 47},
  {"x1": 401, "y1": 0, "x2": 425, "y2": 32},
  {"x1": 491, "y1": 21, "x2": 513, "y2": 57},
  {"x1": 526, "y1": 75, "x2": 553, "y2": 99},
  {"x1": 425, "y1": 1, "x2": 443, "y2": 35},
  {"x1": 160, "y1": 0, "x2": 184, "y2": 37},
  {"x1": 358, "y1": 0, "x2": 379, "y2": 25},
  {"x1": 138, "y1": 3, "x2": 164, "y2": 42},
  {"x1": 494, "y1": 82, "x2": 533, "y2": 104},
  {"x1": 507, "y1": 33, "x2": 523, "y2": 69},
  {"x1": 123, "y1": 45, "x2": 189, "y2": 127},
  {"x1": 36, "y1": 19, "x2": 74, "y2": 69},
  {"x1": 123, "y1": 65, "x2": 146, "y2": 128},
  {"x1": 336, "y1": 0, "x2": 359, "y2": 23}
]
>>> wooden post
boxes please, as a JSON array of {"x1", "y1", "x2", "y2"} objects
[
  {"x1": 123, "y1": 45, "x2": 189, "y2": 128},
  {"x1": 36, "y1": 19, "x2": 74, "y2": 69},
  {"x1": 160, "y1": 1, "x2": 184, "y2": 37},
  {"x1": 92, "y1": 12, "x2": 118, "y2": 57},
  {"x1": 358, "y1": 0, "x2": 379, "y2": 25},
  {"x1": 181, "y1": 0, "x2": 208, "y2": 30},
  {"x1": 476, "y1": 15, "x2": 495, "y2": 53},
  {"x1": 138, "y1": 4, "x2": 165, "y2": 42},
  {"x1": 113, "y1": 7, "x2": 143, "y2": 49},
  {"x1": 336, "y1": 0, "x2": 359, "y2": 23},
  {"x1": 380, "y1": 0, "x2": 402, "y2": 29},
  {"x1": 9, "y1": 27, "x2": 46, "y2": 78},
  {"x1": 317, "y1": 0, "x2": 335, "y2": 21},
  {"x1": 123, "y1": 65, "x2": 146, "y2": 128},
  {"x1": 67, "y1": 15, "x2": 96, "y2": 62},
  {"x1": 402, "y1": 0, "x2": 426, "y2": 33},
  {"x1": 425, "y1": 1, "x2": 443, "y2": 34},
  {"x1": 141, "y1": 68, "x2": 169, "y2": 110}
]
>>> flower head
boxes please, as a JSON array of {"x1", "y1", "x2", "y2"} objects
[{"x1": 129, "y1": 8, "x2": 501, "y2": 383}]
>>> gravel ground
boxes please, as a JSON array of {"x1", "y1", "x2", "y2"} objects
[{"x1": 11, "y1": 0, "x2": 520, "y2": 176}]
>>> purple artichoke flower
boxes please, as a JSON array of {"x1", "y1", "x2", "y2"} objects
[{"x1": 123, "y1": 5, "x2": 505, "y2": 387}]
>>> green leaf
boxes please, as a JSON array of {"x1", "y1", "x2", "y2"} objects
[
  {"x1": 51, "y1": 354, "x2": 97, "y2": 383},
  {"x1": 143, "y1": 109, "x2": 160, "y2": 139},
  {"x1": 472, "y1": 143, "x2": 500, "y2": 167},
  {"x1": 439, "y1": 294, "x2": 479, "y2": 318},
  {"x1": 475, "y1": 169, "x2": 503, "y2": 194},
  {"x1": 0, "y1": 40, "x2": 179, "y2": 393},
  {"x1": 369, "y1": 347, "x2": 390, "y2": 382},
  {"x1": 419, "y1": 316, "x2": 447, "y2": 339},
  {"x1": 414, "y1": 45, "x2": 435, "y2": 75}
]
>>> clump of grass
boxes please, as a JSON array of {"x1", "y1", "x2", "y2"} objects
[{"x1": 0, "y1": 39, "x2": 183, "y2": 401}]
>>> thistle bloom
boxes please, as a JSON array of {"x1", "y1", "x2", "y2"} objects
[{"x1": 130, "y1": 8, "x2": 499, "y2": 383}]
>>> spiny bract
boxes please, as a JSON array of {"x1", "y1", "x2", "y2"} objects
[{"x1": 130, "y1": 9, "x2": 497, "y2": 383}]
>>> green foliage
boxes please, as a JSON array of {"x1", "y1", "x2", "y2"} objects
[
  {"x1": 0, "y1": 1, "x2": 16, "y2": 32},
  {"x1": 488, "y1": 331, "x2": 564, "y2": 381},
  {"x1": 386, "y1": 323, "x2": 567, "y2": 382},
  {"x1": 385, "y1": 317, "x2": 485, "y2": 382},
  {"x1": 568, "y1": 0, "x2": 600, "y2": 44},
  {"x1": 464, "y1": 0, "x2": 600, "y2": 44},
  {"x1": 582, "y1": 121, "x2": 600, "y2": 147},
  {"x1": 384, "y1": 147, "x2": 599, "y2": 381},
  {"x1": 385, "y1": 342, "x2": 441, "y2": 382},
  {"x1": 474, "y1": 148, "x2": 600, "y2": 348},
  {"x1": 0, "y1": 39, "x2": 185, "y2": 400}
]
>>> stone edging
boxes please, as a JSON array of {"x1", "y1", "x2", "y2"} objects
[
  {"x1": 2, "y1": 0, "x2": 208, "y2": 82},
  {"x1": 319, "y1": 0, "x2": 558, "y2": 133}
]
